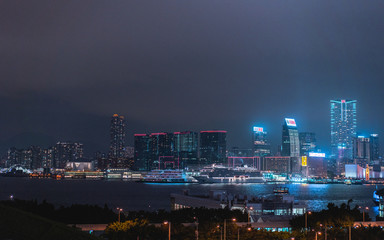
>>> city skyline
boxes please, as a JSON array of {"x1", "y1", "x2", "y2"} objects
[{"x1": 1, "y1": 1, "x2": 384, "y2": 156}]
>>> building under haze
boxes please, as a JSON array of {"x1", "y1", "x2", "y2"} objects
[
  {"x1": 330, "y1": 99, "x2": 357, "y2": 160},
  {"x1": 252, "y1": 127, "x2": 271, "y2": 157},
  {"x1": 199, "y1": 130, "x2": 227, "y2": 165},
  {"x1": 370, "y1": 134, "x2": 380, "y2": 163},
  {"x1": 299, "y1": 132, "x2": 316, "y2": 156},
  {"x1": 150, "y1": 132, "x2": 175, "y2": 169},
  {"x1": 353, "y1": 136, "x2": 370, "y2": 167},
  {"x1": 174, "y1": 131, "x2": 198, "y2": 168},
  {"x1": 109, "y1": 114, "x2": 126, "y2": 159},
  {"x1": 282, "y1": 118, "x2": 300, "y2": 157},
  {"x1": 53, "y1": 142, "x2": 84, "y2": 169}
]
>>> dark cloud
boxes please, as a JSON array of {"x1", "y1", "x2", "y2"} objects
[{"x1": 1, "y1": 1, "x2": 384, "y2": 154}]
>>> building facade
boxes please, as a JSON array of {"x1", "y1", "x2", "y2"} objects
[
  {"x1": 263, "y1": 156, "x2": 291, "y2": 174},
  {"x1": 299, "y1": 132, "x2": 316, "y2": 156},
  {"x1": 370, "y1": 134, "x2": 380, "y2": 163},
  {"x1": 199, "y1": 130, "x2": 227, "y2": 165},
  {"x1": 109, "y1": 114, "x2": 126, "y2": 159},
  {"x1": 150, "y1": 132, "x2": 175, "y2": 169},
  {"x1": 53, "y1": 142, "x2": 84, "y2": 169},
  {"x1": 353, "y1": 136, "x2": 370, "y2": 167},
  {"x1": 174, "y1": 131, "x2": 198, "y2": 168},
  {"x1": 330, "y1": 99, "x2": 357, "y2": 160},
  {"x1": 282, "y1": 118, "x2": 300, "y2": 158},
  {"x1": 133, "y1": 134, "x2": 151, "y2": 171},
  {"x1": 252, "y1": 127, "x2": 271, "y2": 157}
]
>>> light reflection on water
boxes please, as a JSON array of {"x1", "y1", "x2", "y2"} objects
[{"x1": 0, "y1": 178, "x2": 381, "y2": 218}]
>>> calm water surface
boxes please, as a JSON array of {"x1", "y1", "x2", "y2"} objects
[{"x1": 0, "y1": 178, "x2": 381, "y2": 218}]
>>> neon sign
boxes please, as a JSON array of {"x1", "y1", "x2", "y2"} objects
[
  {"x1": 253, "y1": 127, "x2": 264, "y2": 132},
  {"x1": 285, "y1": 118, "x2": 296, "y2": 127},
  {"x1": 308, "y1": 152, "x2": 325, "y2": 158}
]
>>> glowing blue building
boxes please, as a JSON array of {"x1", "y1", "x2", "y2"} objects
[
  {"x1": 282, "y1": 118, "x2": 300, "y2": 157},
  {"x1": 330, "y1": 99, "x2": 357, "y2": 160}
]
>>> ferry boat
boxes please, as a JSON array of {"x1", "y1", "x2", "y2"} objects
[
  {"x1": 193, "y1": 166, "x2": 265, "y2": 184},
  {"x1": 140, "y1": 169, "x2": 194, "y2": 183}
]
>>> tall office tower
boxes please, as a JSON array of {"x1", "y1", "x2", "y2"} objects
[
  {"x1": 133, "y1": 134, "x2": 151, "y2": 171},
  {"x1": 199, "y1": 130, "x2": 227, "y2": 165},
  {"x1": 282, "y1": 118, "x2": 300, "y2": 157},
  {"x1": 174, "y1": 131, "x2": 198, "y2": 168},
  {"x1": 109, "y1": 114, "x2": 126, "y2": 159},
  {"x1": 330, "y1": 99, "x2": 357, "y2": 160},
  {"x1": 252, "y1": 127, "x2": 271, "y2": 157},
  {"x1": 150, "y1": 132, "x2": 174, "y2": 169},
  {"x1": 353, "y1": 136, "x2": 370, "y2": 166},
  {"x1": 370, "y1": 134, "x2": 380, "y2": 163},
  {"x1": 53, "y1": 142, "x2": 83, "y2": 169},
  {"x1": 299, "y1": 132, "x2": 316, "y2": 156}
]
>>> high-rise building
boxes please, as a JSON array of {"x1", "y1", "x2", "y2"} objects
[
  {"x1": 53, "y1": 142, "x2": 83, "y2": 169},
  {"x1": 174, "y1": 131, "x2": 198, "y2": 168},
  {"x1": 150, "y1": 132, "x2": 174, "y2": 169},
  {"x1": 41, "y1": 148, "x2": 54, "y2": 169},
  {"x1": 6, "y1": 146, "x2": 43, "y2": 169},
  {"x1": 252, "y1": 127, "x2": 271, "y2": 157},
  {"x1": 330, "y1": 99, "x2": 357, "y2": 160},
  {"x1": 370, "y1": 134, "x2": 380, "y2": 163},
  {"x1": 30, "y1": 146, "x2": 42, "y2": 170},
  {"x1": 199, "y1": 130, "x2": 227, "y2": 165},
  {"x1": 282, "y1": 118, "x2": 300, "y2": 157},
  {"x1": 6, "y1": 147, "x2": 21, "y2": 167},
  {"x1": 353, "y1": 136, "x2": 370, "y2": 167},
  {"x1": 109, "y1": 114, "x2": 126, "y2": 159},
  {"x1": 133, "y1": 134, "x2": 151, "y2": 171},
  {"x1": 299, "y1": 132, "x2": 316, "y2": 156}
]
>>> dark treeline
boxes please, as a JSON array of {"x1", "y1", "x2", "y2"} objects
[
  {"x1": 0, "y1": 198, "x2": 117, "y2": 223},
  {"x1": 0, "y1": 198, "x2": 247, "y2": 224}
]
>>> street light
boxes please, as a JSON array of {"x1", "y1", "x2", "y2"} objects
[
  {"x1": 164, "y1": 221, "x2": 171, "y2": 240},
  {"x1": 116, "y1": 208, "x2": 123, "y2": 222},
  {"x1": 305, "y1": 211, "x2": 312, "y2": 233},
  {"x1": 359, "y1": 206, "x2": 369, "y2": 222},
  {"x1": 217, "y1": 225, "x2": 222, "y2": 240},
  {"x1": 224, "y1": 218, "x2": 236, "y2": 240},
  {"x1": 315, "y1": 231, "x2": 321, "y2": 240},
  {"x1": 247, "y1": 206, "x2": 253, "y2": 223},
  {"x1": 194, "y1": 217, "x2": 199, "y2": 240}
]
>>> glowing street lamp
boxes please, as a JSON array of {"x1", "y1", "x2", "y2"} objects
[
  {"x1": 359, "y1": 206, "x2": 369, "y2": 222},
  {"x1": 116, "y1": 207, "x2": 123, "y2": 222},
  {"x1": 305, "y1": 211, "x2": 312, "y2": 233},
  {"x1": 224, "y1": 218, "x2": 236, "y2": 240},
  {"x1": 164, "y1": 221, "x2": 171, "y2": 240}
]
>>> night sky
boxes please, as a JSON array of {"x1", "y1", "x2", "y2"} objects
[{"x1": 1, "y1": 1, "x2": 384, "y2": 155}]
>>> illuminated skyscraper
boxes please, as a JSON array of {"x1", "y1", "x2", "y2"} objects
[
  {"x1": 299, "y1": 132, "x2": 316, "y2": 156},
  {"x1": 133, "y1": 134, "x2": 151, "y2": 171},
  {"x1": 353, "y1": 136, "x2": 370, "y2": 166},
  {"x1": 282, "y1": 118, "x2": 300, "y2": 173},
  {"x1": 150, "y1": 132, "x2": 174, "y2": 169},
  {"x1": 252, "y1": 127, "x2": 271, "y2": 157},
  {"x1": 199, "y1": 130, "x2": 227, "y2": 164},
  {"x1": 370, "y1": 134, "x2": 380, "y2": 162},
  {"x1": 330, "y1": 99, "x2": 357, "y2": 160},
  {"x1": 109, "y1": 114, "x2": 126, "y2": 159},
  {"x1": 174, "y1": 131, "x2": 198, "y2": 167},
  {"x1": 282, "y1": 118, "x2": 300, "y2": 157}
]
